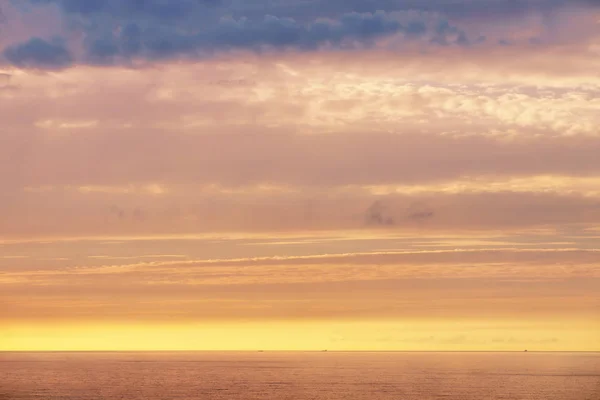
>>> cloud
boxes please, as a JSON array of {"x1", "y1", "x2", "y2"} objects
[
  {"x1": 3, "y1": 0, "x2": 598, "y2": 69},
  {"x1": 108, "y1": 205, "x2": 126, "y2": 220},
  {"x1": 1, "y1": 7, "x2": 473, "y2": 68},
  {"x1": 27, "y1": 0, "x2": 221, "y2": 20},
  {"x1": 108, "y1": 205, "x2": 146, "y2": 222},
  {"x1": 1, "y1": 49, "x2": 600, "y2": 236},
  {"x1": 365, "y1": 200, "x2": 395, "y2": 226},
  {"x1": 363, "y1": 199, "x2": 438, "y2": 227},
  {"x1": 406, "y1": 201, "x2": 435, "y2": 221},
  {"x1": 0, "y1": 6, "x2": 599, "y2": 237},
  {"x1": 24, "y1": 0, "x2": 597, "y2": 21},
  {"x1": 69, "y1": 248, "x2": 600, "y2": 270},
  {"x1": 80, "y1": 11, "x2": 447, "y2": 65},
  {"x1": 2, "y1": 37, "x2": 73, "y2": 69},
  {"x1": 1, "y1": 247, "x2": 598, "y2": 322},
  {"x1": 4, "y1": 127, "x2": 600, "y2": 189}
]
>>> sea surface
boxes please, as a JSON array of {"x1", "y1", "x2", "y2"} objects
[{"x1": 0, "y1": 352, "x2": 599, "y2": 399}]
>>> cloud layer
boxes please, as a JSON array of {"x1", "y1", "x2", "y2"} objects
[
  {"x1": 2, "y1": 0, "x2": 599, "y2": 68},
  {"x1": 1, "y1": 0, "x2": 599, "y2": 351}
]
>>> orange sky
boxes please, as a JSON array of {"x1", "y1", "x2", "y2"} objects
[{"x1": 0, "y1": 1, "x2": 599, "y2": 351}]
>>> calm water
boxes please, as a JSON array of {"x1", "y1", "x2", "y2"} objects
[{"x1": 0, "y1": 352, "x2": 599, "y2": 399}]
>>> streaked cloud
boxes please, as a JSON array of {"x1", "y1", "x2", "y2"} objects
[{"x1": 1, "y1": 247, "x2": 598, "y2": 323}]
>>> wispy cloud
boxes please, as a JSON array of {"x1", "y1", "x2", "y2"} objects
[
  {"x1": 88, "y1": 254, "x2": 187, "y2": 260},
  {"x1": 2, "y1": 247, "x2": 598, "y2": 322}
]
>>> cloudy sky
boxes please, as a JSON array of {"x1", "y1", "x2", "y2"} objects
[{"x1": 0, "y1": 0, "x2": 599, "y2": 351}]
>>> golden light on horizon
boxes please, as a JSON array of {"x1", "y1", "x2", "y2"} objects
[{"x1": 2, "y1": 319, "x2": 598, "y2": 352}]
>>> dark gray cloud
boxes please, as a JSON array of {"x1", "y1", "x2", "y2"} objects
[
  {"x1": 108, "y1": 205, "x2": 126, "y2": 220},
  {"x1": 28, "y1": 0, "x2": 220, "y2": 20},
  {"x1": 2, "y1": 1, "x2": 597, "y2": 68},
  {"x1": 406, "y1": 202, "x2": 435, "y2": 221},
  {"x1": 339, "y1": 0, "x2": 595, "y2": 18},
  {"x1": 2, "y1": 37, "x2": 73, "y2": 69},
  {"x1": 90, "y1": 11, "x2": 407, "y2": 60},
  {"x1": 108, "y1": 205, "x2": 146, "y2": 222},
  {"x1": 25, "y1": 0, "x2": 592, "y2": 22},
  {"x1": 365, "y1": 201, "x2": 395, "y2": 226},
  {"x1": 2, "y1": 10, "x2": 470, "y2": 68},
  {"x1": 364, "y1": 200, "x2": 436, "y2": 227},
  {"x1": 83, "y1": 11, "x2": 443, "y2": 64}
]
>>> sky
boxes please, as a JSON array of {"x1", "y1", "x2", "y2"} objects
[{"x1": 0, "y1": 0, "x2": 599, "y2": 351}]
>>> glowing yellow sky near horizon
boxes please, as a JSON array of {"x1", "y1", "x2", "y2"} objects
[{"x1": 2, "y1": 319, "x2": 599, "y2": 352}]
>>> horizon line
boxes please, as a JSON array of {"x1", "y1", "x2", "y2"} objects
[{"x1": 2, "y1": 350, "x2": 598, "y2": 353}]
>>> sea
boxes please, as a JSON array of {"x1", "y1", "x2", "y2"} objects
[{"x1": 0, "y1": 352, "x2": 598, "y2": 399}]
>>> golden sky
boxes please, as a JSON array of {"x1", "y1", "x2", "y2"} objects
[{"x1": 0, "y1": 0, "x2": 599, "y2": 351}]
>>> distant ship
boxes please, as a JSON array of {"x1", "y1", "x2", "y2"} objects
[{"x1": 524, "y1": 350, "x2": 528, "y2": 352}]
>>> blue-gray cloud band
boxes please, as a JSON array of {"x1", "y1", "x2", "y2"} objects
[
  {"x1": 26, "y1": 0, "x2": 220, "y2": 20},
  {"x1": 2, "y1": 0, "x2": 595, "y2": 69},
  {"x1": 23, "y1": 0, "x2": 590, "y2": 21},
  {"x1": 2, "y1": 10, "x2": 470, "y2": 69}
]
